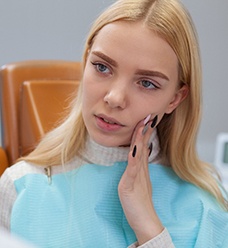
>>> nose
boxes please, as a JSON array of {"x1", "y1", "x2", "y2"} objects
[{"x1": 103, "y1": 82, "x2": 127, "y2": 109}]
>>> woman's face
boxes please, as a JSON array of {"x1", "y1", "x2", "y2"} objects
[{"x1": 82, "y1": 21, "x2": 187, "y2": 147}]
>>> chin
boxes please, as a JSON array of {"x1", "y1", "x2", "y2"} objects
[{"x1": 90, "y1": 133, "x2": 129, "y2": 148}]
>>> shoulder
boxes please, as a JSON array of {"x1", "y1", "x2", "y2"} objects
[
  {"x1": 0, "y1": 161, "x2": 41, "y2": 230},
  {"x1": 1, "y1": 161, "x2": 44, "y2": 183},
  {"x1": 150, "y1": 164, "x2": 228, "y2": 246},
  {"x1": 149, "y1": 163, "x2": 222, "y2": 210},
  {"x1": 0, "y1": 158, "x2": 79, "y2": 183},
  {"x1": 149, "y1": 163, "x2": 228, "y2": 223},
  {"x1": 0, "y1": 161, "x2": 44, "y2": 208}
]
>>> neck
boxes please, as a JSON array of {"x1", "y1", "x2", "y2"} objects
[{"x1": 80, "y1": 129, "x2": 160, "y2": 166}]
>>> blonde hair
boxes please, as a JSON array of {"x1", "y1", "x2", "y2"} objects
[{"x1": 24, "y1": 0, "x2": 227, "y2": 209}]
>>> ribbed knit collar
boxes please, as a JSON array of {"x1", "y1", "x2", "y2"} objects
[{"x1": 81, "y1": 129, "x2": 160, "y2": 166}]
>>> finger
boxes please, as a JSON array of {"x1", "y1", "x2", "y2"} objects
[
  {"x1": 130, "y1": 119, "x2": 145, "y2": 150},
  {"x1": 148, "y1": 142, "x2": 153, "y2": 157},
  {"x1": 143, "y1": 115, "x2": 158, "y2": 136},
  {"x1": 129, "y1": 143, "x2": 152, "y2": 194},
  {"x1": 130, "y1": 116, "x2": 155, "y2": 160},
  {"x1": 131, "y1": 113, "x2": 154, "y2": 148},
  {"x1": 141, "y1": 115, "x2": 160, "y2": 148},
  {"x1": 128, "y1": 115, "x2": 159, "y2": 174}
]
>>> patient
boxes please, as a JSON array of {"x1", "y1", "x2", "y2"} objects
[{"x1": 0, "y1": 0, "x2": 228, "y2": 247}]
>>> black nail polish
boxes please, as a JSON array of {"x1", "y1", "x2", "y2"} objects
[
  {"x1": 132, "y1": 145, "x2": 137, "y2": 157},
  {"x1": 151, "y1": 115, "x2": 158, "y2": 128},
  {"x1": 148, "y1": 143, "x2": 153, "y2": 157}
]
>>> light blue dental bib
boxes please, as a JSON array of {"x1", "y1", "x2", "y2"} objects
[{"x1": 11, "y1": 163, "x2": 228, "y2": 248}]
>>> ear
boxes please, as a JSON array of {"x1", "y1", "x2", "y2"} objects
[{"x1": 165, "y1": 85, "x2": 189, "y2": 114}]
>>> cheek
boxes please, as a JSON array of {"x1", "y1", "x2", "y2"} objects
[
  {"x1": 82, "y1": 64, "x2": 95, "y2": 96},
  {"x1": 81, "y1": 80, "x2": 93, "y2": 118},
  {"x1": 136, "y1": 95, "x2": 174, "y2": 121},
  {"x1": 145, "y1": 98, "x2": 169, "y2": 114},
  {"x1": 155, "y1": 90, "x2": 179, "y2": 113},
  {"x1": 82, "y1": 76, "x2": 98, "y2": 104}
]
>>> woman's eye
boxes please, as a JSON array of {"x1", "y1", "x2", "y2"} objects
[
  {"x1": 140, "y1": 80, "x2": 157, "y2": 89},
  {"x1": 91, "y1": 62, "x2": 110, "y2": 74}
]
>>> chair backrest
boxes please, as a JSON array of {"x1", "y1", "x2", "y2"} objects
[
  {"x1": 0, "y1": 147, "x2": 8, "y2": 175},
  {"x1": 0, "y1": 60, "x2": 82, "y2": 166},
  {"x1": 20, "y1": 79, "x2": 79, "y2": 156}
]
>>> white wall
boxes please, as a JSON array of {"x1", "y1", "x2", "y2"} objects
[
  {"x1": 0, "y1": 0, "x2": 114, "y2": 64},
  {"x1": 0, "y1": 0, "x2": 227, "y2": 164},
  {"x1": 182, "y1": 1, "x2": 228, "y2": 163}
]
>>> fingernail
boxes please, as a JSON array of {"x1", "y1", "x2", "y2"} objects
[
  {"x1": 142, "y1": 123, "x2": 149, "y2": 135},
  {"x1": 143, "y1": 114, "x2": 151, "y2": 125},
  {"x1": 148, "y1": 143, "x2": 153, "y2": 157},
  {"x1": 132, "y1": 145, "x2": 137, "y2": 157},
  {"x1": 151, "y1": 115, "x2": 158, "y2": 128}
]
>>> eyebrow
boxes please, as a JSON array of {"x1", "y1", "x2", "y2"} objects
[
  {"x1": 91, "y1": 50, "x2": 169, "y2": 81},
  {"x1": 91, "y1": 51, "x2": 118, "y2": 67},
  {"x1": 135, "y1": 69, "x2": 169, "y2": 81}
]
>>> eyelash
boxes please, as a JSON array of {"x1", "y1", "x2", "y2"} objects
[
  {"x1": 90, "y1": 61, "x2": 159, "y2": 90},
  {"x1": 91, "y1": 61, "x2": 111, "y2": 75},
  {"x1": 139, "y1": 79, "x2": 159, "y2": 90}
]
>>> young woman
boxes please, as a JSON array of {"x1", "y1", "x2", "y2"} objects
[{"x1": 1, "y1": 0, "x2": 228, "y2": 247}]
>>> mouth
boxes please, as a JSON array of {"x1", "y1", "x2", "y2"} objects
[
  {"x1": 100, "y1": 117, "x2": 120, "y2": 125},
  {"x1": 95, "y1": 114, "x2": 124, "y2": 132},
  {"x1": 96, "y1": 114, "x2": 124, "y2": 126}
]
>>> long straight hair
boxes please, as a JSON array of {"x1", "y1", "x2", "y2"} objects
[{"x1": 24, "y1": 0, "x2": 228, "y2": 209}]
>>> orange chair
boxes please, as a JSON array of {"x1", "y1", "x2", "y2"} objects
[
  {"x1": 20, "y1": 79, "x2": 79, "y2": 156},
  {"x1": 0, "y1": 60, "x2": 82, "y2": 173},
  {"x1": 0, "y1": 147, "x2": 8, "y2": 176}
]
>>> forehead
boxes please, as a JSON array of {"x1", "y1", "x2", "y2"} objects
[{"x1": 90, "y1": 21, "x2": 179, "y2": 81}]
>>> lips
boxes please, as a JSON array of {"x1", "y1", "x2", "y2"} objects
[
  {"x1": 101, "y1": 117, "x2": 117, "y2": 125},
  {"x1": 95, "y1": 114, "x2": 124, "y2": 131},
  {"x1": 96, "y1": 114, "x2": 124, "y2": 126}
]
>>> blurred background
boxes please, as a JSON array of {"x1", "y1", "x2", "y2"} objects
[{"x1": 0, "y1": 0, "x2": 227, "y2": 166}]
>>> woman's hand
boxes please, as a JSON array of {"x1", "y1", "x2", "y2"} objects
[{"x1": 118, "y1": 115, "x2": 164, "y2": 245}]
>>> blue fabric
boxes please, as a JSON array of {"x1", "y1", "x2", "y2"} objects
[{"x1": 11, "y1": 163, "x2": 228, "y2": 248}]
